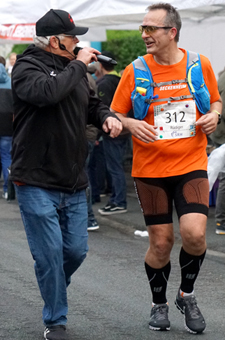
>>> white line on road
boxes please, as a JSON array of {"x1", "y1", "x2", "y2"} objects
[{"x1": 207, "y1": 249, "x2": 225, "y2": 258}]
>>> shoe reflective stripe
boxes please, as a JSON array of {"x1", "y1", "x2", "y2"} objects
[
  {"x1": 104, "y1": 203, "x2": 113, "y2": 209},
  {"x1": 98, "y1": 206, "x2": 127, "y2": 215},
  {"x1": 110, "y1": 206, "x2": 125, "y2": 211}
]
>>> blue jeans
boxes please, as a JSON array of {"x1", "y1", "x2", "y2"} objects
[
  {"x1": 15, "y1": 185, "x2": 88, "y2": 326},
  {"x1": 0, "y1": 136, "x2": 12, "y2": 193},
  {"x1": 102, "y1": 137, "x2": 127, "y2": 208}
]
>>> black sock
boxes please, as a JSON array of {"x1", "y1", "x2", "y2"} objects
[
  {"x1": 179, "y1": 247, "x2": 206, "y2": 293},
  {"x1": 144, "y1": 261, "x2": 171, "y2": 304}
]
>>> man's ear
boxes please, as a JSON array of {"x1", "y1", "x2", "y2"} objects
[
  {"x1": 170, "y1": 27, "x2": 177, "y2": 41},
  {"x1": 49, "y1": 36, "x2": 59, "y2": 49}
]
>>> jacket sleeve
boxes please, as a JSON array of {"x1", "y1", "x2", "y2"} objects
[{"x1": 12, "y1": 59, "x2": 87, "y2": 107}]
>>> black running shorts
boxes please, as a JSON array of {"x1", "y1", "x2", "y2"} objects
[{"x1": 134, "y1": 170, "x2": 209, "y2": 226}]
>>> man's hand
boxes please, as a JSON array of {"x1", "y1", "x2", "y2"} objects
[
  {"x1": 126, "y1": 119, "x2": 158, "y2": 143},
  {"x1": 102, "y1": 117, "x2": 123, "y2": 138},
  {"x1": 76, "y1": 47, "x2": 100, "y2": 65},
  {"x1": 111, "y1": 111, "x2": 158, "y2": 143},
  {"x1": 195, "y1": 111, "x2": 219, "y2": 135},
  {"x1": 114, "y1": 112, "x2": 158, "y2": 143}
]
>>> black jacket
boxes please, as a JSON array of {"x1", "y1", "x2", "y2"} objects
[
  {"x1": 97, "y1": 73, "x2": 121, "y2": 107},
  {"x1": 10, "y1": 45, "x2": 115, "y2": 192},
  {"x1": 97, "y1": 72, "x2": 130, "y2": 140}
]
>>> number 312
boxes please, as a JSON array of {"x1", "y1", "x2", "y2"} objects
[{"x1": 165, "y1": 111, "x2": 185, "y2": 123}]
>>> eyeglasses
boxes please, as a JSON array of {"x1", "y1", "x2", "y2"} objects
[
  {"x1": 63, "y1": 34, "x2": 77, "y2": 40},
  {"x1": 139, "y1": 25, "x2": 173, "y2": 34}
]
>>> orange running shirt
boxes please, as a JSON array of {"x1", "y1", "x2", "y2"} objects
[{"x1": 111, "y1": 49, "x2": 220, "y2": 178}]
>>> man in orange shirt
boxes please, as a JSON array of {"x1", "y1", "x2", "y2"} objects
[{"x1": 111, "y1": 2, "x2": 222, "y2": 335}]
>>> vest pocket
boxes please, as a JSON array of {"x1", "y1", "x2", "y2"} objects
[{"x1": 195, "y1": 86, "x2": 210, "y2": 114}]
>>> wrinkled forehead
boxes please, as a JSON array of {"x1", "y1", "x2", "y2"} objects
[{"x1": 142, "y1": 9, "x2": 167, "y2": 26}]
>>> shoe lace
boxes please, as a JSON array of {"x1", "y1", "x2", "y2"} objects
[
  {"x1": 184, "y1": 296, "x2": 201, "y2": 319},
  {"x1": 154, "y1": 305, "x2": 168, "y2": 320}
]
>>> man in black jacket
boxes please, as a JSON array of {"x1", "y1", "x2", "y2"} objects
[{"x1": 10, "y1": 9, "x2": 122, "y2": 340}]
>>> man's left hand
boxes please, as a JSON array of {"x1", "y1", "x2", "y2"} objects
[
  {"x1": 195, "y1": 111, "x2": 219, "y2": 135},
  {"x1": 102, "y1": 117, "x2": 123, "y2": 138}
]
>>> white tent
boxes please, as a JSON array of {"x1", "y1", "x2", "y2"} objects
[
  {"x1": 1, "y1": 1, "x2": 225, "y2": 26},
  {"x1": 0, "y1": 0, "x2": 225, "y2": 76}
]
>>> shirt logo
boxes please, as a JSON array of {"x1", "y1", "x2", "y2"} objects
[
  {"x1": 159, "y1": 84, "x2": 187, "y2": 91},
  {"x1": 50, "y1": 71, "x2": 57, "y2": 77}
]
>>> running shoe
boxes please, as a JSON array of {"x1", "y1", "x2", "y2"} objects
[
  {"x1": 2, "y1": 192, "x2": 8, "y2": 199},
  {"x1": 87, "y1": 220, "x2": 99, "y2": 231},
  {"x1": 215, "y1": 223, "x2": 225, "y2": 235},
  {"x1": 175, "y1": 291, "x2": 206, "y2": 334},
  {"x1": 98, "y1": 203, "x2": 127, "y2": 215},
  {"x1": 149, "y1": 303, "x2": 170, "y2": 331}
]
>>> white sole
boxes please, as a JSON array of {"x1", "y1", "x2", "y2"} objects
[{"x1": 98, "y1": 209, "x2": 127, "y2": 215}]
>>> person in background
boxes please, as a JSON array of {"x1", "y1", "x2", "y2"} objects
[
  {"x1": 86, "y1": 124, "x2": 100, "y2": 231},
  {"x1": 97, "y1": 51, "x2": 129, "y2": 215},
  {"x1": 110, "y1": 2, "x2": 221, "y2": 335},
  {"x1": 210, "y1": 68, "x2": 225, "y2": 234},
  {"x1": 0, "y1": 56, "x2": 13, "y2": 199},
  {"x1": 10, "y1": 9, "x2": 122, "y2": 340},
  {"x1": 87, "y1": 62, "x2": 113, "y2": 203},
  {"x1": 6, "y1": 52, "x2": 17, "y2": 76},
  {"x1": 86, "y1": 63, "x2": 100, "y2": 231}
]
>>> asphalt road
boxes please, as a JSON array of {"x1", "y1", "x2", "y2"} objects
[{"x1": 0, "y1": 191, "x2": 225, "y2": 340}]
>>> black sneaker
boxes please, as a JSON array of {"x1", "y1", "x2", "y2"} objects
[
  {"x1": 87, "y1": 220, "x2": 99, "y2": 231},
  {"x1": 215, "y1": 223, "x2": 225, "y2": 235},
  {"x1": 149, "y1": 303, "x2": 170, "y2": 331},
  {"x1": 98, "y1": 203, "x2": 127, "y2": 215},
  {"x1": 44, "y1": 325, "x2": 67, "y2": 340},
  {"x1": 175, "y1": 291, "x2": 206, "y2": 334}
]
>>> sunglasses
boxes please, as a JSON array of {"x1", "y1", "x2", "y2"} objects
[
  {"x1": 63, "y1": 34, "x2": 77, "y2": 39},
  {"x1": 139, "y1": 25, "x2": 173, "y2": 34}
]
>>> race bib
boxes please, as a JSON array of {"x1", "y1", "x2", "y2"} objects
[{"x1": 154, "y1": 100, "x2": 196, "y2": 140}]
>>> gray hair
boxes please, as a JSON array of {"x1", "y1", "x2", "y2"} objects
[
  {"x1": 33, "y1": 35, "x2": 66, "y2": 49},
  {"x1": 146, "y1": 3, "x2": 182, "y2": 42}
]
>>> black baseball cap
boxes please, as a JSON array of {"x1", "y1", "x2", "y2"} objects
[{"x1": 36, "y1": 9, "x2": 89, "y2": 36}]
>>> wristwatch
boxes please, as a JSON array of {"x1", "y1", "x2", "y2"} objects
[{"x1": 212, "y1": 110, "x2": 221, "y2": 124}]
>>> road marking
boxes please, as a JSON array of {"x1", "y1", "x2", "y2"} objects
[{"x1": 207, "y1": 249, "x2": 225, "y2": 258}]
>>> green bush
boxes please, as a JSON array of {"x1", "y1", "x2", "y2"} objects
[
  {"x1": 11, "y1": 44, "x2": 29, "y2": 56},
  {"x1": 102, "y1": 31, "x2": 147, "y2": 72}
]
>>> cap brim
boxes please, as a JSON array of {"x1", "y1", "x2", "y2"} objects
[{"x1": 66, "y1": 26, "x2": 89, "y2": 36}]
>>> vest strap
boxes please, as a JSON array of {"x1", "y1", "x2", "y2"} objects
[
  {"x1": 145, "y1": 94, "x2": 194, "y2": 104},
  {"x1": 151, "y1": 79, "x2": 188, "y2": 87}
]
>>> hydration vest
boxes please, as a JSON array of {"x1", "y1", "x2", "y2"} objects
[{"x1": 131, "y1": 51, "x2": 211, "y2": 120}]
